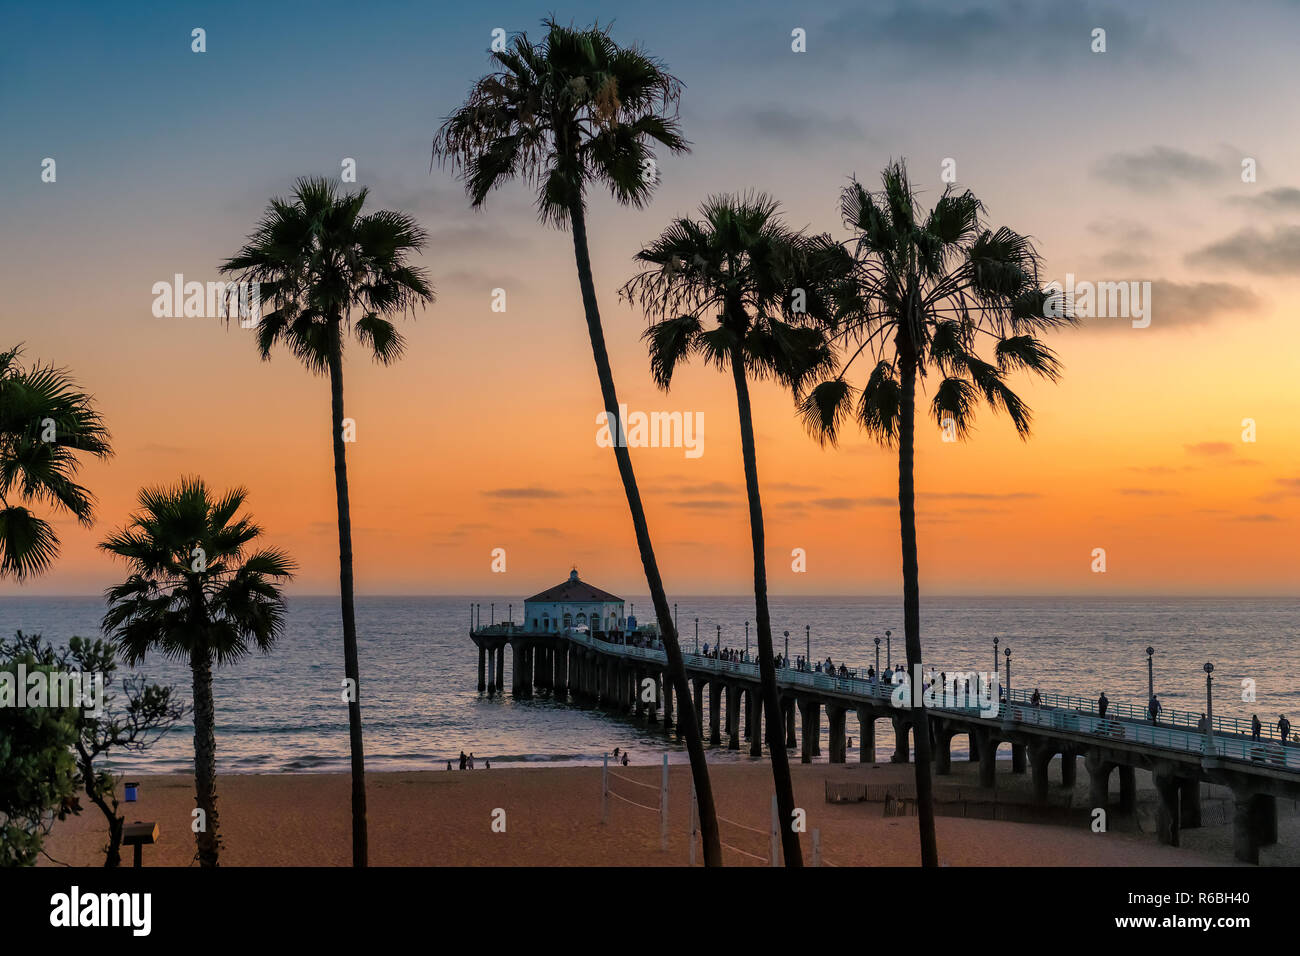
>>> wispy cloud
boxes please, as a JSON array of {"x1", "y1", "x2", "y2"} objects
[
  {"x1": 1093, "y1": 146, "x2": 1220, "y2": 192},
  {"x1": 1186, "y1": 225, "x2": 1300, "y2": 274}
]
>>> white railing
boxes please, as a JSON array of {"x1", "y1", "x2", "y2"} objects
[{"x1": 554, "y1": 631, "x2": 1300, "y2": 774}]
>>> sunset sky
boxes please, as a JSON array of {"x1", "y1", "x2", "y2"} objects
[{"x1": 2, "y1": 0, "x2": 1297, "y2": 597}]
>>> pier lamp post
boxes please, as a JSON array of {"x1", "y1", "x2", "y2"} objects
[
  {"x1": 805, "y1": 625, "x2": 811, "y2": 666},
  {"x1": 1146, "y1": 647, "x2": 1155, "y2": 701},
  {"x1": 993, "y1": 636, "x2": 1000, "y2": 676},
  {"x1": 695, "y1": 617, "x2": 699, "y2": 653},
  {"x1": 886, "y1": 630, "x2": 892, "y2": 670},
  {"x1": 490, "y1": 603, "x2": 495, "y2": 626},
  {"x1": 508, "y1": 604, "x2": 512, "y2": 627},
  {"x1": 1004, "y1": 646, "x2": 1012, "y2": 698},
  {"x1": 717, "y1": 624, "x2": 721, "y2": 652},
  {"x1": 1203, "y1": 662, "x2": 1216, "y2": 757},
  {"x1": 745, "y1": 621, "x2": 749, "y2": 660},
  {"x1": 476, "y1": 603, "x2": 481, "y2": 631},
  {"x1": 874, "y1": 637, "x2": 881, "y2": 676},
  {"x1": 784, "y1": 630, "x2": 790, "y2": 663}
]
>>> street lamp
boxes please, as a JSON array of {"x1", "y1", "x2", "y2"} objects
[
  {"x1": 1004, "y1": 646, "x2": 1012, "y2": 698},
  {"x1": 784, "y1": 630, "x2": 790, "y2": 663},
  {"x1": 1204, "y1": 662, "x2": 1216, "y2": 757},
  {"x1": 745, "y1": 621, "x2": 749, "y2": 660},
  {"x1": 1146, "y1": 647, "x2": 1155, "y2": 701},
  {"x1": 490, "y1": 602, "x2": 495, "y2": 625},
  {"x1": 694, "y1": 617, "x2": 699, "y2": 653},
  {"x1": 874, "y1": 637, "x2": 881, "y2": 676},
  {"x1": 805, "y1": 624, "x2": 811, "y2": 666},
  {"x1": 993, "y1": 636, "x2": 1000, "y2": 676},
  {"x1": 886, "y1": 630, "x2": 892, "y2": 670}
]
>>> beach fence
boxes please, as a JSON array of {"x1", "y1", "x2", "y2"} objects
[
  {"x1": 688, "y1": 788, "x2": 835, "y2": 867},
  {"x1": 601, "y1": 753, "x2": 669, "y2": 851}
]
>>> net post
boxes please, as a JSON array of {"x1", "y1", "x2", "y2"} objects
[
  {"x1": 813, "y1": 828, "x2": 822, "y2": 867},
  {"x1": 770, "y1": 794, "x2": 779, "y2": 866},
  {"x1": 602, "y1": 753, "x2": 609, "y2": 825},
  {"x1": 660, "y1": 753, "x2": 669, "y2": 851}
]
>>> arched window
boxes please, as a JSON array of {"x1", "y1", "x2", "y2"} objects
[
  {"x1": 563, "y1": 613, "x2": 572, "y2": 627},
  {"x1": 576, "y1": 613, "x2": 587, "y2": 625}
]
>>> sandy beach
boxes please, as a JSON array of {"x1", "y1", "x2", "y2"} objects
[{"x1": 39, "y1": 758, "x2": 1295, "y2": 867}]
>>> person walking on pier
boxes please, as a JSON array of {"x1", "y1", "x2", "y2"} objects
[
  {"x1": 1030, "y1": 688, "x2": 1041, "y2": 708},
  {"x1": 1148, "y1": 695, "x2": 1162, "y2": 726},
  {"x1": 1252, "y1": 715, "x2": 1262, "y2": 741},
  {"x1": 1197, "y1": 713, "x2": 1207, "y2": 733},
  {"x1": 1098, "y1": 692, "x2": 1109, "y2": 718},
  {"x1": 1278, "y1": 715, "x2": 1290, "y2": 743}
]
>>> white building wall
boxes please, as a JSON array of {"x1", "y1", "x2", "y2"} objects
[{"x1": 523, "y1": 600, "x2": 625, "y2": 633}]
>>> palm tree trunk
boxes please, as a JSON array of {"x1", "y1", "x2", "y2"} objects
[
  {"x1": 729, "y1": 343, "x2": 802, "y2": 867},
  {"x1": 898, "y1": 339, "x2": 938, "y2": 867},
  {"x1": 567, "y1": 196, "x2": 723, "y2": 867},
  {"x1": 327, "y1": 321, "x2": 368, "y2": 868},
  {"x1": 190, "y1": 646, "x2": 220, "y2": 868}
]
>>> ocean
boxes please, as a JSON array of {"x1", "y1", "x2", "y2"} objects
[{"x1": 2, "y1": 595, "x2": 1295, "y2": 773}]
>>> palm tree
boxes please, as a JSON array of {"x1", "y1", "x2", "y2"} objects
[
  {"x1": 0, "y1": 345, "x2": 111, "y2": 580},
  {"x1": 801, "y1": 161, "x2": 1071, "y2": 866},
  {"x1": 219, "y1": 177, "x2": 434, "y2": 867},
  {"x1": 100, "y1": 477, "x2": 294, "y2": 867},
  {"x1": 432, "y1": 18, "x2": 724, "y2": 865},
  {"x1": 622, "y1": 193, "x2": 851, "y2": 866}
]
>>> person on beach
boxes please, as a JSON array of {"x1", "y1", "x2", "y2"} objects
[
  {"x1": 485, "y1": 759, "x2": 490, "y2": 769},
  {"x1": 1149, "y1": 695, "x2": 1162, "y2": 725},
  {"x1": 1098, "y1": 692, "x2": 1109, "y2": 718},
  {"x1": 613, "y1": 747, "x2": 620, "y2": 758},
  {"x1": 447, "y1": 760, "x2": 452, "y2": 770},
  {"x1": 621, "y1": 752, "x2": 629, "y2": 766},
  {"x1": 459, "y1": 751, "x2": 467, "y2": 770},
  {"x1": 1251, "y1": 715, "x2": 1262, "y2": 740},
  {"x1": 469, "y1": 752, "x2": 475, "y2": 769}
]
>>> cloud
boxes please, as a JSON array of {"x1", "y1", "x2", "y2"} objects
[
  {"x1": 1228, "y1": 186, "x2": 1300, "y2": 212},
  {"x1": 1087, "y1": 218, "x2": 1154, "y2": 243},
  {"x1": 1258, "y1": 477, "x2": 1300, "y2": 502},
  {"x1": 819, "y1": 1, "x2": 1179, "y2": 71},
  {"x1": 482, "y1": 487, "x2": 568, "y2": 499},
  {"x1": 1118, "y1": 487, "x2": 1177, "y2": 496},
  {"x1": 1186, "y1": 225, "x2": 1300, "y2": 274},
  {"x1": 1231, "y1": 513, "x2": 1279, "y2": 522},
  {"x1": 1093, "y1": 147, "x2": 1220, "y2": 192},
  {"x1": 730, "y1": 107, "x2": 873, "y2": 146},
  {"x1": 670, "y1": 500, "x2": 737, "y2": 510},
  {"x1": 1071, "y1": 280, "x2": 1259, "y2": 332},
  {"x1": 1184, "y1": 442, "x2": 1233, "y2": 456}
]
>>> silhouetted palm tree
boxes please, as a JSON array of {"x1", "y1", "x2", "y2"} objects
[
  {"x1": 100, "y1": 477, "x2": 294, "y2": 867},
  {"x1": 220, "y1": 178, "x2": 434, "y2": 866},
  {"x1": 623, "y1": 193, "x2": 850, "y2": 866},
  {"x1": 0, "y1": 346, "x2": 111, "y2": 580},
  {"x1": 432, "y1": 18, "x2": 724, "y2": 865},
  {"x1": 801, "y1": 161, "x2": 1070, "y2": 867}
]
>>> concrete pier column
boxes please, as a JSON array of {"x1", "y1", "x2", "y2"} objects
[
  {"x1": 726, "y1": 686, "x2": 741, "y2": 750},
  {"x1": 1118, "y1": 765, "x2": 1136, "y2": 814},
  {"x1": 976, "y1": 729, "x2": 997, "y2": 789},
  {"x1": 798, "y1": 698, "x2": 820, "y2": 763},
  {"x1": 708, "y1": 683, "x2": 722, "y2": 746},
  {"x1": 744, "y1": 689, "x2": 755, "y2": 740},
  {"x1": 748, "y1": 692, "x2": 762, "y2": 757},
  {"x1": 785, "y1": 699, "x2": 797, "y2": 750},
  {"x1": 890, "y1": 716, "x2": 910, "y2": 764},
  {"x1": 495, "y1": 647, "x2": 504, "y2": 692},
  {"x1": 1085, "y1": 751, "x2": 1113, "y2": 810},
  {"x1": 554, "y1": 645, "x2": 567, "y2": 697},
  {"x1": 1011, "y1": 743, "x2": 1027, "y2": 773},
  {"x1": 968, "y1": 732, "x2": 980, "y2": 761},
  {"x1": 511, "y1": 643, "x2": 524, "y2": 697},
  {"x1": 1179, "y1": 778, "x2": 1202, "y2": 830},
  {"x1": 1028, "y1": 743, "x2": 1054, "y2": 804},
  {"x1": 533, "y1": 647, "x2": 547, "y2": 690},
  {"x1": 1254, "y1": 793, "x2": 1277, "y2": 846},
  {"x1": 1153, "y1": 767, "x2": 1181, "y2": 847},
  {"x1": 827, "y1": 705, "x2": 847, "y2": 763},
  {"x1": 933, "y1": 720, "x2": 953, "y2": 775},
  {"x1": 486, "y1": 646, "x2": 496, "y2": 695},
  {"x1": 477, "y1": 646, "x2": 486, "y2": 692},
  {"x1": 1060, "y1": 750, "x2": 1077, "y2": 789},
  {"x1": 857, "y1": 709, "x2": 875, "y2": 763},
  {"x1": 646, "y1": 671, "x2": 659, "y2": 724}
]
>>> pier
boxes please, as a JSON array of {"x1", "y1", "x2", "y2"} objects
[{"x1": 472, "y1": 619, "x2": 1300, "y2": 864}]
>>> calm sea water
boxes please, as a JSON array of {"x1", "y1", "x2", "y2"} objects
[{"x1": 2, "y1": 595, "x2": 1295, "y2": 773}]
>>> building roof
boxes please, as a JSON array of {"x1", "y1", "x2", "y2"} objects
[{"x1": 525, "y1": 569, "x2": 623, "y2": 604}]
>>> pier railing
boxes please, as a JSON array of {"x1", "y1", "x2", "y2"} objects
[{"x1": 558, "y1": 630, "x2": 1300, "y2": 772}]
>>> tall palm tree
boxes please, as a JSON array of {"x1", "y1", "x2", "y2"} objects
[
  {"x1": 219, "y1": 178, "x2": 434, "y2": 867},
  {"x1": 801, "y1": 161, "x2": 1071, "y2": 866},
  {"x1": 622, "y1": 193, "x2": 851, "y2": 866},
  {"x1": 100, "y1": 477, "x2": 294, "y2": 867},
  {"x1": 0, "y1": 346, "x2": 111, "y2": 580},
  {"x1": 432, "y1": 18, "x2": 725, "y2": 865}
]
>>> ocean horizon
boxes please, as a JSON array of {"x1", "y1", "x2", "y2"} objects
[{"x1": 4, "y1": 594, "x2": 1295, "y2": 775}]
